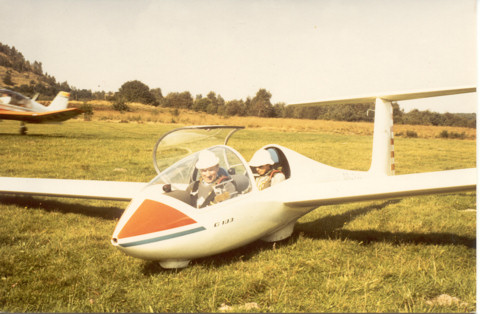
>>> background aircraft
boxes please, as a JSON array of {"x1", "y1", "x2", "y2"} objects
[
  {"x1": 0, "y1": 88, "x2": 81, "y2": 134},
  {"x1": 0, "y1": 87, "x2": 475, "y2": 269}
]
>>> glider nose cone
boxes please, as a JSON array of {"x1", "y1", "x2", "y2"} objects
[{"x1": 111, "y1": 198, "x2": 198, "y2": 250}]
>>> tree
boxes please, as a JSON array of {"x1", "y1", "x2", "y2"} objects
[
  {"x1": 272, "y1": 102, "x2": 286, "y2": 118},
  {"x1": 249, "y1": 89, "x2": 274, "y2": 117},
  {"x1": 164, "y1": 91, "x2": 193, "y2": 109},
  {"x1": 205, "y1": 91, "x2": 219, "y2": 114},
  {"x1": 32, "y1": 61, "x2": 43, "y2": 75},
  {"x1": 117, "y1": 80, "x2": 158, "y2": 105},
  {"x1": 244, "y1": 97, "x2": 252, "y2": 116},
  {"x1": 284, "y1": 104, "x2": 296, "y2": 118},
  {"x1": 3, "y1": 70, "x2": 13, "y2": 85},
  {"x1": 150, "y1": 88, "x2": 164, "y2": 105},
  {"x1": 225, "y1": 99, "x2": 246, "y2": 116},
  {"x1": 216, "y1": 94, "x2": 226, "y2": 116},
  {"x1": 392, "y1": 102, "x2": 403, "y2": 124},
  {"x1": 59, "y1": 81, "x2": 71, "y2": 92},
  {"x1": 193, "y1": 95, "x2": 210, "y2": 112}
]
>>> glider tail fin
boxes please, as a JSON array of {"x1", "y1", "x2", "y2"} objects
[
  {"x1": 367, "y1": 87, "x2": 476, "y2": 177},
  {"x1": 368, "y1": 98, "x2": 395, "y2": 176},
  {"x1": 290, "y1": 86, "x2": 475, "y2": 178},
  {"x1": 47, "y1": 91, "x2": 70, "y2": 111}
]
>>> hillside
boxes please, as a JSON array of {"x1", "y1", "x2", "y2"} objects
[
  {"x1": 0, "y1": 42, "x2": 72, "y2": 99},
  {"x1": 0, "y1": 65, "x2": 44, "y2": 87}
]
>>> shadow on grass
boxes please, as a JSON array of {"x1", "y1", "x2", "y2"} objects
[
  {"x1": 140, "y1": 239, "x2": 284, "y2": 274},
  {"x1": 11, "y1": 194, "x2": 471, "y2": 273},
  {"x1": 296, "y1": 200, "x2": 476, "y2": 248},
  {"x1": 0, "y1": 195, "x2": 124, "y2": 220},
  {"x1": 141, "y1": 236, "x2": 287, "y2": 274},
  {"x1": 184, "y1": 200, "x2": 475, "y2": 271},
  {"x1": 141, "y1": 261, "x2": 191, "y2": 275},
  {"x1": 0, "y1": 132, "x2": 71, "y2": 138}
]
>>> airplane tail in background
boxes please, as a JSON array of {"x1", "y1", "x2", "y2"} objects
[{"x1": 47, "y1": 91, "x2": 70, "y2": 111}]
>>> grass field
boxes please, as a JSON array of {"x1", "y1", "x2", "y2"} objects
[{"x1": 0, "y1": 117, "x2": 476, "y2": 312}]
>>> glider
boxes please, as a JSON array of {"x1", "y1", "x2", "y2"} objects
[
  {"x1": 0, "y1": 86, "x2": 475, "y2": 269},
  {"x1": 0, "y1": 88, "x2": 81, "y2": 134}
]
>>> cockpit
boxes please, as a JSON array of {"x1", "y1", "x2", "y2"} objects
[
  {"x1": 0, "y1": 89, "x2": 31, "y2": 108},
  {"x1": 148, "y1": 126, "x2": 289, "y2": 208}
]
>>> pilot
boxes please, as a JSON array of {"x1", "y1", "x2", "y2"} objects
[
  {"x1": 249, "y1": 149, "x2": 286, "y2": 190},
  {"x1": 0, "y1": 93, "x2": 11, "y2": 104},
  {"x1": 187, "y1": 150, "x2": 236, "y2": 208}
]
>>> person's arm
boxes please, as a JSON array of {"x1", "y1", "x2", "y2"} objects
[{"x1": 271, "y1": 172, "x2": 286, "y2": 186}]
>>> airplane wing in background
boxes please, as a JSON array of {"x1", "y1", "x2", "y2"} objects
[
  {"x1": 282, "y1": 168, "x2": 476, "y2": 208},
  {"x1": 0, "y1": 108, "x2": 82, "y2": 123},
  {"x1": 0, "y1": 177, "x2": 147, "y2": 201}
]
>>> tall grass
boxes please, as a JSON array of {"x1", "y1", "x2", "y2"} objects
[{"x1": 0, "y1": 119, "x2": 476, "y2": 312}]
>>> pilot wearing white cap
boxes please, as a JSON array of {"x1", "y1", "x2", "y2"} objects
[
  {"x1": 195, "y1": 150, "x2": 220, "y2": 179},
  {"x1": 249, "y1": 149, "x2": 285, "y2": 190},
  {"x1": 187, "y1": 150, "x2": 236, "y2": 208}
]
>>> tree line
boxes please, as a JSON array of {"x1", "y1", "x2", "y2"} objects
[
  {"x1": 0, "y1": 42, "x2": 475, "y2": 128},
  {"x1": 289, "y1": 102, "x2": 476, "y2": 128},
  {"x1": 114, "y1": 80, "x2": 283, "y2": 118},
  {"x1": 114, "y1": 80, "x2": 475, "y2": 128}
]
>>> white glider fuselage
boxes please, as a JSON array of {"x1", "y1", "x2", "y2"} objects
[
  {"x1": 111, "y1": 145, "x2": 360, "y2": 268},
  {"x1": 111, "y1": 144, "x2": 475, "y2": 269}
]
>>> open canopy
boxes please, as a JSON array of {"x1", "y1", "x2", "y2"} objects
[
  {"x1": 153, "y1": 125, "x2": 244, "y2": 174},
  {"x1": 149, "y1": 126, "x2": 251, "y2": 196}
]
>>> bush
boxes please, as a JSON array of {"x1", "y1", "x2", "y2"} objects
[
  {"x1": 80, "y1": 102, "x2": 94, "y2": 121},
  {"x1": 439, "y1": 130, "x2": 449, "y2": 138},
  {"x1": 451, "y1": 132, "x2": 466, "y2": 139},
  {"x1": 405, "y1": 130, "x2": 418, "y2": 138},
  {"x1": 112, "y1": 99, "x2": 130, "y2": 112},
  {"x1": 439, "y1": 130, "x2": 466, "y2": 139}
]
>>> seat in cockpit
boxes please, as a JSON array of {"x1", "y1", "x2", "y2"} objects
[{"x1": 229, "y1": 172, "x2": 251, "y2": 194}]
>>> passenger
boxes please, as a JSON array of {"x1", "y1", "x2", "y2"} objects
[
  {"x1": 249, "y1": 149, "x2": 286, "y2": 190},
  {"x1": 187, "y1": 150, "x2": 236, "y2": 208}
]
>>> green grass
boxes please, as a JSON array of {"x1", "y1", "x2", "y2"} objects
[{"x1": 0, "y1": 119, "x2": 476, "y2": 312}]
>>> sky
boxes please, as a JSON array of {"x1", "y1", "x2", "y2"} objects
[{"x1": 0, "y1": 0, "x2": 477, "y2": 113}]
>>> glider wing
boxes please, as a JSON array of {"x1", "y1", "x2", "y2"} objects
[
  {"x1": 282, "y1": 168, "x2": 476, "y2": 208},
  {"x1": 0, "y1": 177, "x2": 147, "y2": 201},
  {"x1": 289, "y1": 86, "x2": 476, "y2": 106}
]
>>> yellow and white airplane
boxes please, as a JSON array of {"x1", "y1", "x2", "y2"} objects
[
  {"x1": 0, "y1": 87, "x2": 475, "y2": 269},
  {"x1": 0, "y1": 88, "x2": 81, "y2": 134}
]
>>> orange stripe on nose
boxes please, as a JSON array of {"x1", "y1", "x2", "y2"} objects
[{"x1": 118, "y1": 199, "x2": 197, "y2": 239}]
